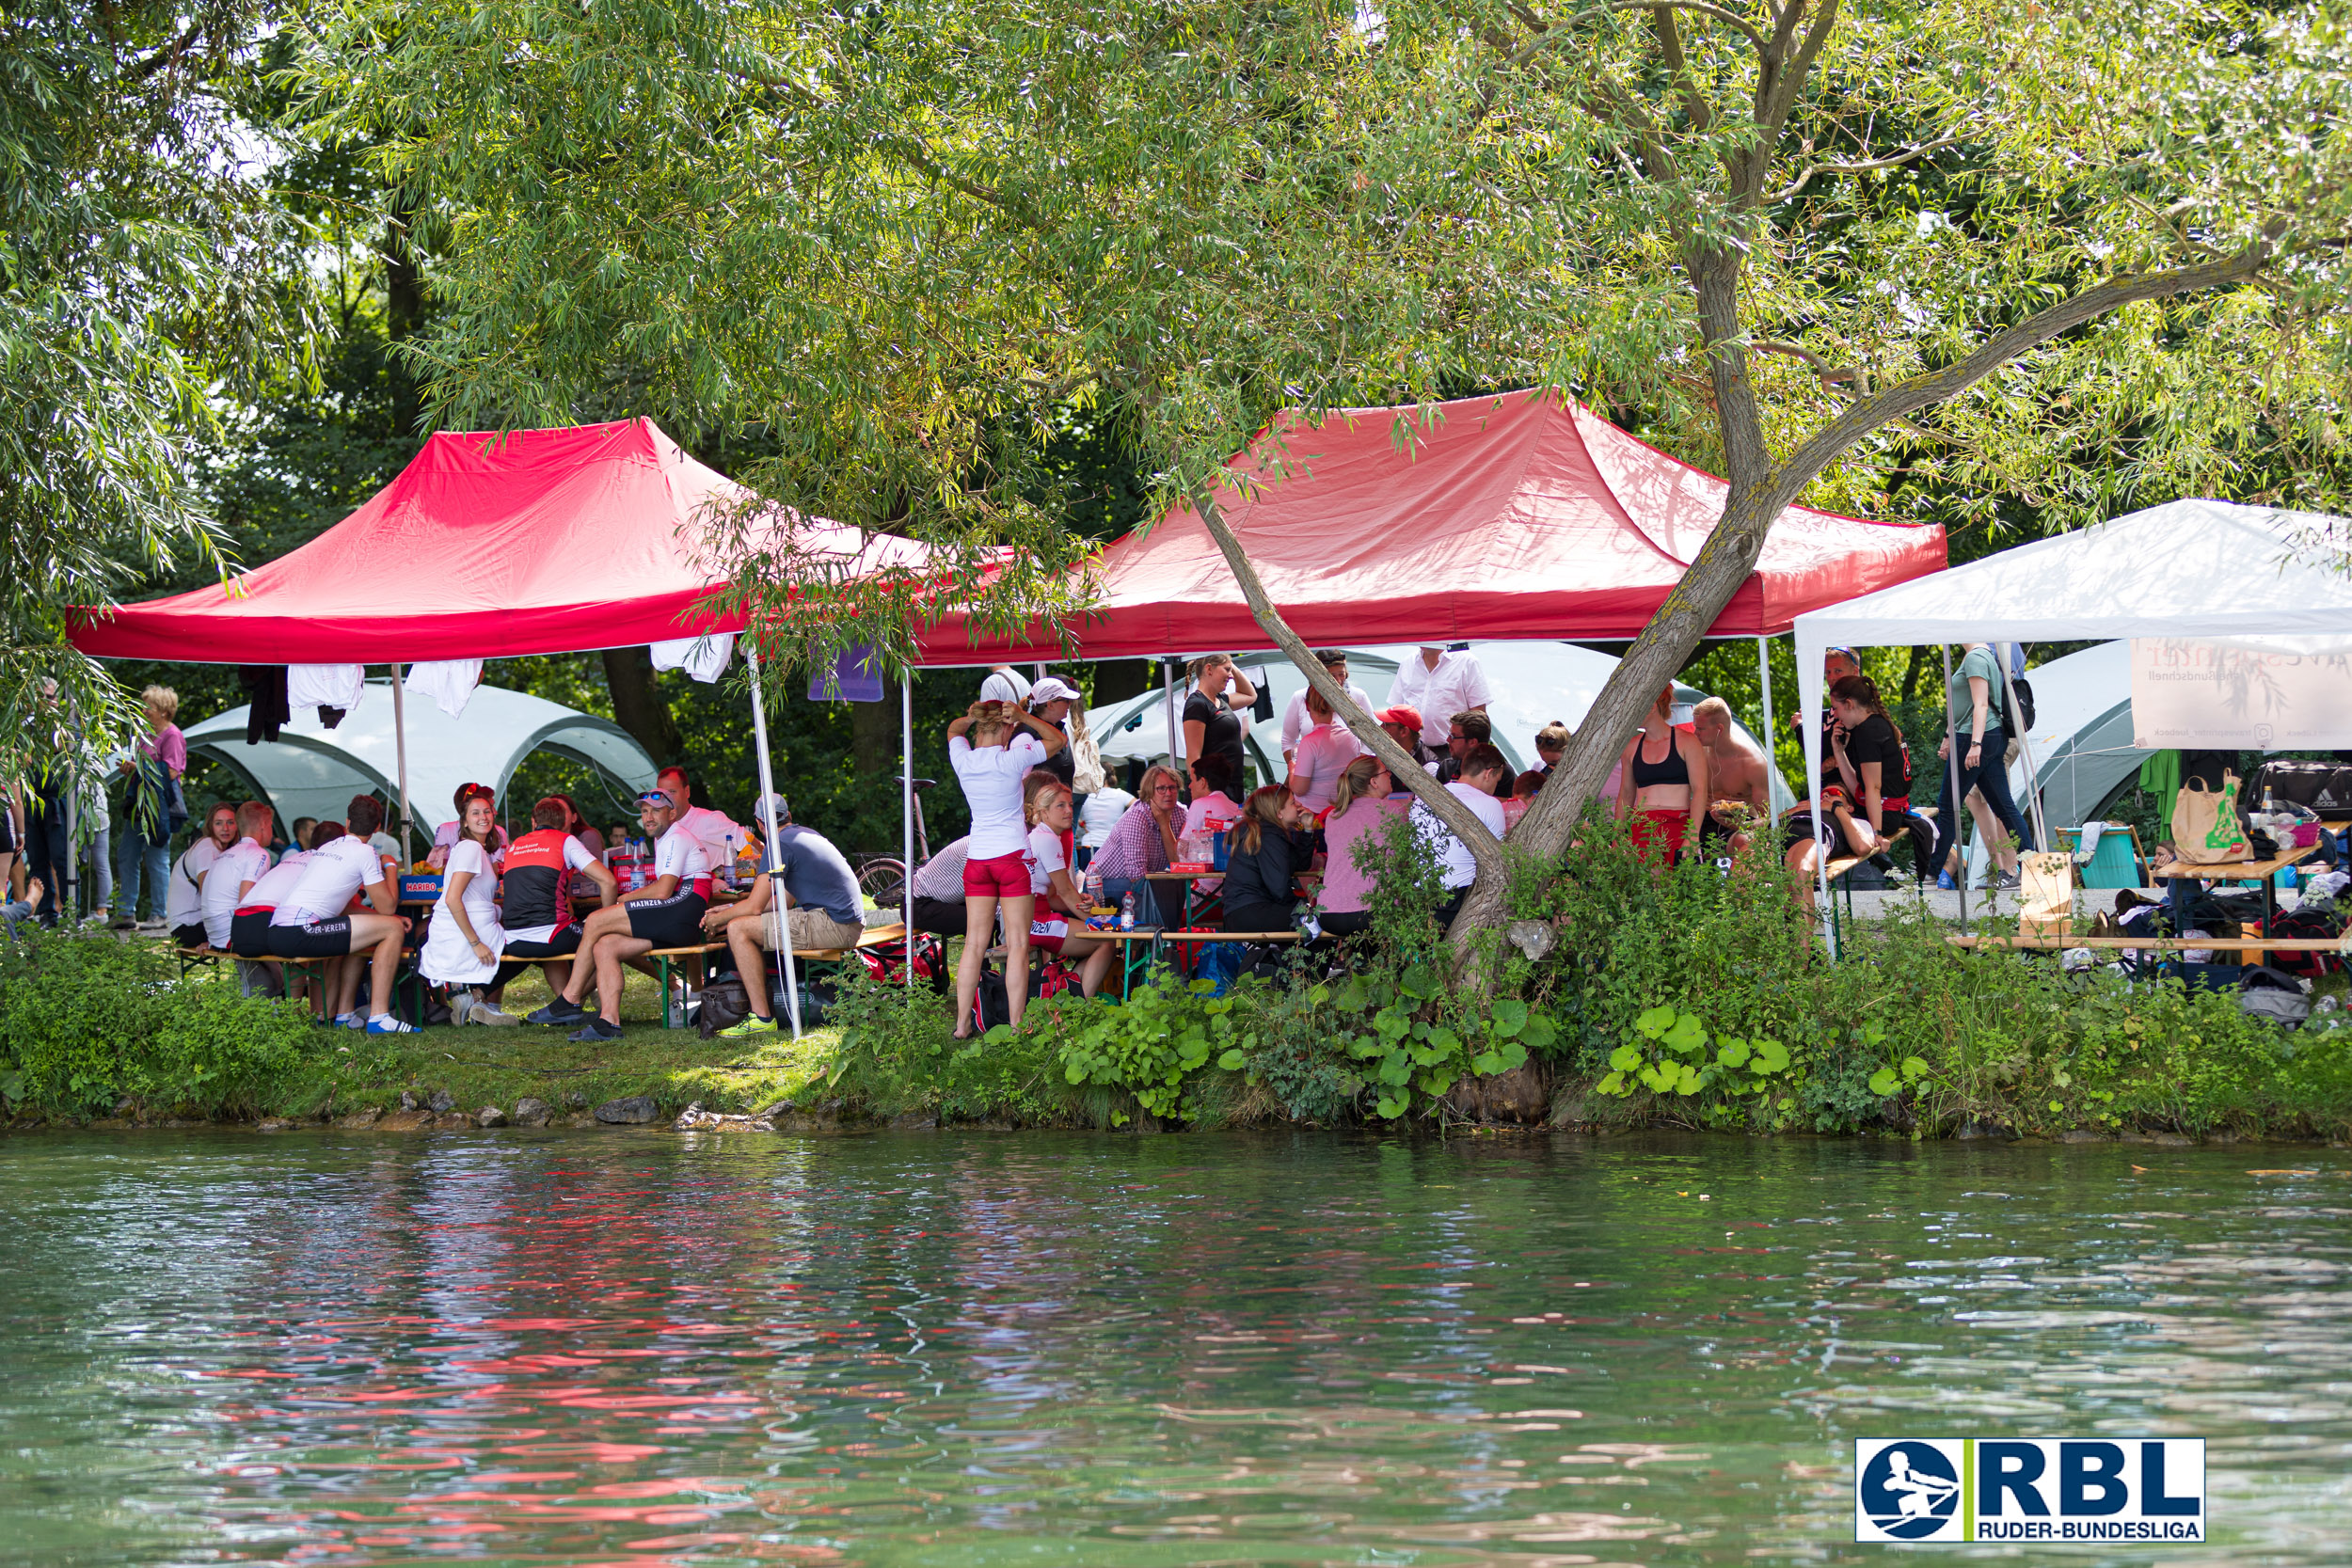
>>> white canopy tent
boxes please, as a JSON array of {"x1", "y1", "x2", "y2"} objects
[
  {"x1": 1794, "y1": 499, "x2": 2352, "y2": 927},
  {"x1": 185, "y1": 680, "x2": 659, "y2": 835}
]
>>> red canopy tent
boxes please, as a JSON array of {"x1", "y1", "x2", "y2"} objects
[
  {"x1": 70, "y1": 418, "x2": 926, "y2": 663},
  {"x1": 915, "y1": 388, "x2": 1945, "y2": 663}
]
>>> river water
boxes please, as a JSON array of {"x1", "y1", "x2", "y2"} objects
[{"x1": 1, "y1": 1130, "x2": 2344, "y2": 1566}]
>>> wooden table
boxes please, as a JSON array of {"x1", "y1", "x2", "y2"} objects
[{"x1": 2152, "y1": 843, "x2": 2317, "y2": 958}]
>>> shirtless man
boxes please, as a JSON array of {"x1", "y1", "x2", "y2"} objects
[{"x1": 1691, "y1": 698, "x2": 1777, "y2": 855}]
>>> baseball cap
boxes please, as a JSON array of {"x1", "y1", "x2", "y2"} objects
[
  {"x1": 1029, "y1": 676, "x2": 1082, "y2": 704},
  {"x1": 754, "y1": 791, "x2": 790, "y2": 824},
  {"x1": 1375, "y1": 705, "x2": 1424, "y2": 732}
]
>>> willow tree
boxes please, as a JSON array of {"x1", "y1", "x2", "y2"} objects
[{"x1": 323, "y1": 0, "x2": 2352, "y2": 960}]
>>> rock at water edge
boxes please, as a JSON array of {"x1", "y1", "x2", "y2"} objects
[
  {"x1": 512, "y1": 1098, "x2": 551, "y2": 1128},
  {"x1": 475, "y1": 1105, "x2": 506, "y2": 1128},
  {"x1": 596, "y1": 1095, "x2": 658, "y2": 1125}
]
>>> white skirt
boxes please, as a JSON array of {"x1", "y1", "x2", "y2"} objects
[{"x1": 419, "y1": 899, "x2": 505, "y2": 985}]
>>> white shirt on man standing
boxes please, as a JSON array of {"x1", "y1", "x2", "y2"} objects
[{"x1": 1386, "y1": 647, "x2": 1493, "y2": 749}]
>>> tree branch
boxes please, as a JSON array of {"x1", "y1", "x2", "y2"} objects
[
  {"x1": 1751, "y1": 338, "x2": 1860, "y2": 394},
  {"x1": 1184, "y1": 478, "x2": 1509, "y2": 882},
  {"x1": 1611, "y1": 0, "x2": 1768, "y2": 55},
  {"x1": 1647, "y1": 8, "x2": 1714, "y2": 134},
  {"x1": 1767, "y1": 135, "x2": 1958, "y2": 203}
]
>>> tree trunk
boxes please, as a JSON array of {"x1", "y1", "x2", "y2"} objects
[
  {"x1": 601, "y1": 647, "x2": 685, "y2": 767},
  {"x1": 850, "y1": 694, "x2": 894, "y2": 780}
]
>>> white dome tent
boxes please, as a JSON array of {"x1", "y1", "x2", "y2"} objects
[{"x1": 183, "y1": 679, "x2": 659, "y2": 838}]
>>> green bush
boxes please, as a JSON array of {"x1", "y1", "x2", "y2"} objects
[{"x1": 0, "y1": 931, "x2": 319, "y2": 1118}]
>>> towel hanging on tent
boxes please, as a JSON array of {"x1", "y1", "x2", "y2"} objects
[
  {"x1": 288, "y1": 663, "x2": 365, "y2": 727},
  {"x1": 405, "y1": 658, "x2": 483, "y2": 719},
  {"x1": 650, "y1": 633, "x2": 735, "y2": 683}
]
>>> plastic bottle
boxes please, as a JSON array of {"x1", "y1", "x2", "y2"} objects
[
  {"x1": 2280, "y1": 863, "x2": 2298, "y2": 890},
  {"x1": 1119, "y1": 891, "x2": 1136, "y2": 930},
  {"x1": 1085, "y1": 863, "x2": 1105, "y2": 910}
]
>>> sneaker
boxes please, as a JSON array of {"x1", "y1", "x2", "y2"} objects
[
  {"x1": 472, "y1": 1002, "x2": 521, "y2": 1027},
  {"x1": 449, "y1": 991, "x2": 477, "y2": 1026},
  {"x1": 364, "y1": 1014, "x2": 416, "y2": 1035},
  {"x1": 335, "y1": 1011, "x2": 366, "y2": 1030},
  {"x1": 1994, "y1": 869, "x2": 2022, "y2": 891},
  {"x1": 717, "y1": 1014, "x2": 779, "y2": 1038},
  {"x1": 526, "y1": 999, "x2": 588, "y2": 1026},
  {"x1": 567, "y1": 1017, "x2": 624, "y2": 1043},
  {"x1": 109, "y1": 917, "x2": 136, "y2": 931}
]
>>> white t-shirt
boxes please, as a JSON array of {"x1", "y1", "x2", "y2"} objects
[
  {"x1": 167, "y1": 839, "x2": 221, "y2": 929},
  {"x1": 421, "y1": 838, "x2": 504, "y2": 985},
  {"x1": 1288, "y1": 721, "x2": 1365, "y2": 815},
  {"x1": 243, "y1": 850, "x2": 312, "y2": 912},
  {"x1": 1411, "y1": 782, "x2": 1508, "y2": 890},
  {"x1": 368, "y1": 831, "x2": 402, "y2": 863},
  {"x1": 673, "y1": 804, "x2": 742, "y2": 875},
  {"x1": 1280, "y1": 683, "x2": 1375, "y2": 753},
  {"x1": 978, "y1": 667, "x2": 1033, "y2": 705},
  {"x1": 1387, "y1": 651, "x2": 1495, "y2": 747},
  {"x1": 1026, "y1": 823, "x2": 1071, "y2": 898},
  {"x1": 270, "y1": 836, "x2": 389, "y2": 927},
  {"x1": 911, "y1": 838, "x2": 971, "y2": 901},
  {"x1": 650, "y1": 824, "x2": 711, "y2": 899},
  {"x1": 1078, "y1": 788, "x2": 1135, "y2": 848},
  {"x1": 201, "y1": 838, "x2": 274, "y2": 948},
  {"x1": 950, "y1": 732, "x2": 1047, "y2": 857},
  {"x1": 428, "y1": 818, "x2": 505, "y2": 870}
]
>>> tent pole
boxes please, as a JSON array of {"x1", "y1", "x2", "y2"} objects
[
  {"x1": 1804, "y1": 661, "x2": 1832, "y2": 957},
  {"x1": 1998, "y1": 643, "x2": 2049, "y2": 852},
  {"x1": 901, "y1": 673, "x2": 914, "y2": 991},
  {"x1": 1756, "y1": 636, "x2": 1777, "y2": 784},
  {"x1": 391, "y1": 666, "x2": 412, "y2": 868},
  {"x1": 1942, "y1": 645, "x2": 1970, "y2": 927},
  {"x1": 746, "y1": 645, "x2": 802, "y2": 1040},
  {"x1": 1163, "y1": 658, "x2": 1180, "y2": 775}
]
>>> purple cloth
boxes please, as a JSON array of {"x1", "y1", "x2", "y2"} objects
[{"x1": 140, "y1": 723, "x2": 186, "y2": 776}]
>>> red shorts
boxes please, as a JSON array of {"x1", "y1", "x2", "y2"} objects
[
  {"x1": 1026, "y1": 917, "x2": 1070, "y2": 955},
  {"x1": 1631, "y1": 808, "x2": 1689, "y2": 865},
  {"x1": 962, "y1": 848, "x2": 1035, "y2": 898}
]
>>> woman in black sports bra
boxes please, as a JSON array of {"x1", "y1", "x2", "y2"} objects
[{"x1": 1613, "y1": 686, "x2": 1711, "y2": 864}]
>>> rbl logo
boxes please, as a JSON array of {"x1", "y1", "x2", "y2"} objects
[{"x1": 1854, "y1": 1439, "x2": 2204, "y2": 1544}]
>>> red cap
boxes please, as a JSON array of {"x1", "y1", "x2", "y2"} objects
[{"x1": 1375, "y1": 705, "x2": 1423, "y2": 732}]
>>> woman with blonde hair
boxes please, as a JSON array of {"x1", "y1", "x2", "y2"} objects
[
  {"x1": 114, "y1": 683, "x2": 188, "y2": 927},
  {"x1": 1182, "y1": 654, "x2": 1258, "y2": 787},
  {"x1": 1284, "y1": 685, "x2": 1363, "y2": 818},
  {"x1": 1089, "y1": 763, "x2": 1184, "y2": 927},
  {"x1": 946, "y1": 698, "x2": 1068, "y2": 1037},
  {"x1": 1022, "y1": 780, "x2": 1117, "y2": 998},
  {"x1": 1219, "y1": 784, "x2": 1313, "y2": 933},
  {"x1": 1318, "y1": 755, "x2": 1406, "y2": 939}
]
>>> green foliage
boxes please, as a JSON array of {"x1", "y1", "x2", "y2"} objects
[
  {"x1": 1058, "y1": 981, "x2": 1255, "y2": 1124},
  {"x1": 821, "y1": 966, "x2": 1076, "y2": 1123},
  {"x1": 0, "y1": 932, "x2": 321, "y2": 1117}
]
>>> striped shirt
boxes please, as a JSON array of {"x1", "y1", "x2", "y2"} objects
[{"x1": 1089, "y1": 800, "x2": 1172, "y2": 879}]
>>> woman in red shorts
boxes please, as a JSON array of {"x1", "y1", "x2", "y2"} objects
[
  {"x1": 1613, "y1": 685, "x2": 1712, "y2": 865},
  {"x1": 1024, "y1": 781, "x2": 1116, "y2": 998},
  {"x1": 947, "y1": 699, "x2": 1068, "y2": 1037}
]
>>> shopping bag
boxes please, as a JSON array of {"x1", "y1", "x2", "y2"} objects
[
  {"x1": 2170, "y1": 771, "x2": 2252, "y2": 864},
  {"x1": 2019, "y1": 850, "x2": 2074, "y2": 939}
]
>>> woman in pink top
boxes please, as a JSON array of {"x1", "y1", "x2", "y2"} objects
[
  {"x1": 1317, "y1": 755, "x2": 1408, "y2": 940},
  {"x1": 114, "y1": 684, "x2": 188, "y2": 927}
]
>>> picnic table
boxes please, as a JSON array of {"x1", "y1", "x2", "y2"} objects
[{"x1": 2150, "y1": 842, "x2": 2318, "y2": 959}]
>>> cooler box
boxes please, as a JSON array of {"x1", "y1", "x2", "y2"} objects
[{"x1": 399, "y1": 873, "x2": 444, "y2": 901}]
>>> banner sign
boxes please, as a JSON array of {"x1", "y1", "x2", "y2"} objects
[
  {"x1": 1855, "y1": 1438, "x2": 2204, "y2": 1544},
  {"x1": 807, "y1": 643, "x2": 885, "y2": 704},
  {"x1": 2130, "y1": 638, "x2": 2352, "y2": 749}
]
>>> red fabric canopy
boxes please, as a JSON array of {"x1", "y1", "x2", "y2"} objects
[
  {"x1": 71, "y1": 419, "x2": 923, "y2": 663},
  {"x1": 916, "y1": 389, "x2": 1944, "y2": 663}
]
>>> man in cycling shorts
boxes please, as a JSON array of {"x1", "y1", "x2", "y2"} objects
[{"x1": 527, "y1": 789, "x2": 708, "y2": 1042}]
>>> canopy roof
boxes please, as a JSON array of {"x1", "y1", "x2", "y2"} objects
[
  {"x1": 72, "y1": 419, "x2": 927, "y2": 664},
  {"x1": 186, "y1": 680, "x2": 658, "y2": 833},
  {"x1": 917, "y1": 388, "x2": 1945, "y2": 663}
]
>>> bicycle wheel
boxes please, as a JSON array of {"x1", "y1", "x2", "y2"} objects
[{"x1": 857, "y1": 857, "x2": 908, "y2": 909}]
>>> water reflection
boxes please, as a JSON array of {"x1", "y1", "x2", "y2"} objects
[{"x1": 0, "y1": 1132, "x2": 2345, "y2": 1565}]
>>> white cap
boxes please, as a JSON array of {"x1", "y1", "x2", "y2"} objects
[
  {"x1": 755, "y1": 792, "x2": 790, "y2": 825},
  {"x1": 1029, "y1": 675, "x2": 1082, "y2": 704}
]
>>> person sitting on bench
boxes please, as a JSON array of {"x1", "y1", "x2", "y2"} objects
[
  {"x1": 202, "y1": 801, "x2": 278, "y2": 995},
  {"x1": 264, "y1": 822, "x2": 415, "y2": 1032},
  {"x1": 1219, "y1": 784, "x2": 1315, "y2": 934},
  {"x1": 498, "y1": 796, "x2": 618, "y2": 1000},
  {"x1": 529, "y1": 789, "x2": 709, "y2": 1042},
  {"x1": 1021, "y1": 780, "x2": 1117, "y2": 998},
  {"x1": 1412, "y1": 742, "x2": 1510, "y2": 925},
  {"x1": 167, "y1": 801, "x2": 238, "y2": 950},
  {"x1": 909, "y1": 837, "x2": 969, "y2": 938},
  {"x1": 420, "y1": 787, "x2": 527, "y2": 1025},
  {"x1": 231, "y1": 835, "x2": 310, "y2": 1006},
  {"x1": 701, "y1": 799, "x2": 866, "y2": 1037}
]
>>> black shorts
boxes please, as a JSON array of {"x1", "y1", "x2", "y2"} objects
[
  {"x1": 1318, "y1": 909, "x2": 1374, "y2": 937},
  {"x1": 265, "y1": 916, "x2": 355, "y2": 958},
  {"x1": 230, "y1": 909, "x2": 277, "y2": 958},
  {"x1": 171, "y1": 922, "x2": 209, "y2": 950},
  {"x1": 626, "y1": 892, "x2": 708, "y2": 949},
  {"x1": 503, "y1": 926, "x2": 582, "y2": 959},
  {"x1": 910, "y1": 895, "x2": 967, "y2": 938}
]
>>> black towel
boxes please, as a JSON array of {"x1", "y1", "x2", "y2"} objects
[{"x1": 240, "y1": 666, "x2": 290, "y2": 744}]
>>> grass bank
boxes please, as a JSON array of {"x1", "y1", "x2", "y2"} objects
[{"x1": 5, "y1": 817, "x2": 2349, "y2": 1141}]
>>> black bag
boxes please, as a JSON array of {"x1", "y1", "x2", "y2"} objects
[
  {"x1": 696, "y1": 974, "x2": 752, "y2": 1038},
  {"x1": 971, "y1": 967, "x2": 1011, "y2": 1034},
  {"x1": 2001, "y1": 674, "x2": 2036, "y2": 733},
  {"x1": 2261, "y1": 908, "x2": 2344, "y2": 981}
]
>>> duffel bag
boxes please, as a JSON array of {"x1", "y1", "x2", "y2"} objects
[{"x1": 2253, "y1": 758, "x2": 2351, "y2": 810}]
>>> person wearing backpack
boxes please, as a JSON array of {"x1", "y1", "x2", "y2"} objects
[{"x1": 1930, "y1": 641, "x2": 2034, "y2": 893}]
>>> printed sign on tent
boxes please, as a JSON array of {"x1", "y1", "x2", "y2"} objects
[
  {"x1": 808, "y1": 643, "x2": 885, "y2": 703},
  {"x1": 2130, "y1": 637, "x2": 2352, "y2": 750}
]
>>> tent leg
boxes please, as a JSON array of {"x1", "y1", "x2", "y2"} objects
[
  {"x1": 391, "y1": 666, "x2": 412, "y2": 868},
  {"x1": 1942, "y1": 645, "x2": 1970, "y2": 927},
  {"x1": 746, "y1": 646, "x2": 802, "y2": 1040},
  {"x1": 1756, "y1": 636, "x2": 1778, "y2": 783},
  {"x1": 901, "y1": 674, "x2": 914, "y2": 991},
  {"x1": 1162, "y1": 658, "x2": 1179, "y2": 775}
]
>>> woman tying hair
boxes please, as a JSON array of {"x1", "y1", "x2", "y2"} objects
[
  {"x1": 1614, "y1": 687, "x2": 1711, "y2": 864},
  {"x1": 1182, "y1": 654, "x2": 1258, "y2": 787},
  {"x1": 1219, "y1": 784, "x2": 1315, "y2": 933},
  {"x1": 946, "y1": 698, "x2": 1068, "y2": 1037},
  {"x1": 1284, "y1": 686, "x2": 1362, "y2": 819},
  {"x1": 1318, "y1": 755, "x2": 1406, "y2": 939},
  {"x1": 1023, "y1": 779, "x2": 1117, "y2": 998},
  {"x1": 420, "y1": 786, "x2": 519, "y2": 1024}
]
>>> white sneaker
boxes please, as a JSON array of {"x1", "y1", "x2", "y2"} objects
[
  {"x1": 472, "y1": 1001, "x2": 520, "y2": 1026},
  {"x1": 449, "y1": 991, "x2": 477, "y2": 1025}
]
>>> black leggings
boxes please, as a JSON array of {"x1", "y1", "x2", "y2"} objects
[
  {"x1": 1220, "y1": 901, "x2": 1294, "y2": 934},
  {"x1": 1318, "y1": 910, "x2": 1374, "y2": 937}
]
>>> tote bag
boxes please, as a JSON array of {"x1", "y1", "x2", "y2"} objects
[{"x1": 2170, "y1": 770, "x2": 2253, "y2": 864}]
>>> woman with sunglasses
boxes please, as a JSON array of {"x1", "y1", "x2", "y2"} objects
[
  {"x1": 425, "y1": 782, "x2": 509, "y2": 871},
  {"x1": 1088, "y1": 764, "x2": 1184, "y2": 928}
]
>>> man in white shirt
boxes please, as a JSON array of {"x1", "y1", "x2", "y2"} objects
[
  {"x1": 1077, "y1": 785, "x2": 1134, "y2": 867},
  {"x1": 1386, "y1": 645, "x2": 1493, "y2": 750},
  {"x1": 348, "y1": 794, "x2": 405, "y2": 868},
  {"x1": 658, "y1": 765, "x2": 745, "y2": 878},
  {"x1": 264, "y1": 821, "x2": 413, "y2": 1031},
  {"x1": 167, "y1": 801, "x2": 239, "y2": 948},
  {"x1": 532, "y1": 789, "x2": 710, "y2": 1043},
  {"x1": 1410, "y1": 742, "x2": 1509, "y2": 924},
  {"x1": 977, "y1": 665, "x2": 1033, "y2": 706},
  {"x1": 1279, "y1": 650, "x2": 1375, "y2": 762}
]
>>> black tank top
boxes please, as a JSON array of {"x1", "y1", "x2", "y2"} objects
[{"x1": 1629, "y1": 732, "x2": 1691, "y2": 789}]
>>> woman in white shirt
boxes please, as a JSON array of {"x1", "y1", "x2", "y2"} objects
[
  {"x1": 419, "y1": 792, "x2": 516, "y2": 1023},
  {"x1": 946, "y1": 699, "x2": 1067, "y2": 1037},
  {"x1": 1024, "y1": 783, "x2": 1115, "y2": 999}
]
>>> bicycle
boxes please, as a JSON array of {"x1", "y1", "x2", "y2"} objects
[{"x1": 853, "y1": 778, "x2": 936, "y2": 909}]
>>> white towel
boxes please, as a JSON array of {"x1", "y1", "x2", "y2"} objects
[
  {"x1": 288, "y1": 663, "x2": 366, "y2": 716},
  {"x1": 650, "y1": 633, "x2": 735, "y2": 684},
  {"x1": 405, "y1": 659, "x2": 483, "y2": 719}
]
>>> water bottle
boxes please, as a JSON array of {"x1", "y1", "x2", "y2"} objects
[
  {"x1": 2280, "y1": 863, "x2": 2298, "y2": 890},
  {"x1": 1085, "y1": 863, "x2": 1105, "y2": 910},
  {"x1": 1120, "y1": 891, "x2": 1136, "y2": 930}
]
